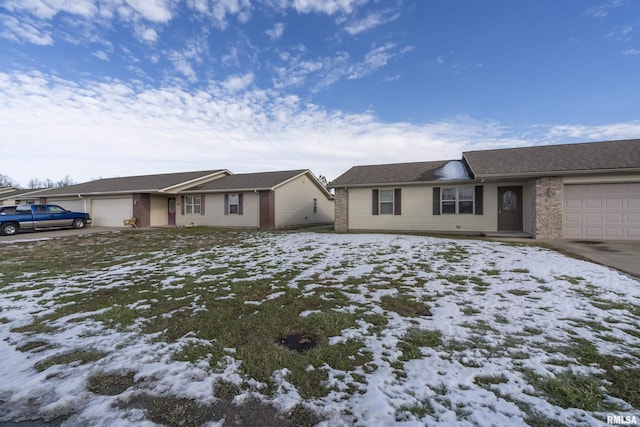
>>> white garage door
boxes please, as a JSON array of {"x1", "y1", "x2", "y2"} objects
[
  {"x1": 48, "y1": 198, "x2": 86, "y2": 212},
  {"x1": 91, "y1": 197, "x2": 133, "y2": 227},
  {"x1": 564, "y1": 183, "x2": 640, "y2": 240}
]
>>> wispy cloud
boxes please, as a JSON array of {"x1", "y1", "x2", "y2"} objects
[
  {"x1": 344, "y1": 9, "x2": 400, "y2": 35},
  {"x1": 3, "y1": 70, "x2": 631, "y2": 186},
  {"x1": 348, "y1": 43, "x2": 414, "y2": 79},
  {"x1": 584, "y1": 0, "x2": 624, "y2": 18},
  {"x1": 0, "y1": 14, "x2": 53, "y2": 45},
  {"x1": 623, "y1": 48, "x2": 639, "y2": 55},
  {"x1": 266, "y1": 22, "x2": 285, "y2": 40},
  {"x1": 290, "y1": 0, "x2": 373, "y2": 16}
]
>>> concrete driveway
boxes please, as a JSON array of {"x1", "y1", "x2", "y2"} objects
[
  {"x1": 539, "y1": 239, "x2": 640, "y2": 279},
  {"x1": 0, "y1": 226, "x2": 123, "y2": 242}
]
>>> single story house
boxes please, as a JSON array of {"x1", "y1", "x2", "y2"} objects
[
  {"x1": 330, "y1": 139, "x2": 640, "y2": 240},
  {"x1": 178, "y1": 170, "x2": 334, "y2": 229},
  {"x1": 0, "y1": 188, "x2": 46, "y2": 206},
  {"x1": 33, "y1": 169, "x2": 333, "y2": 230}
]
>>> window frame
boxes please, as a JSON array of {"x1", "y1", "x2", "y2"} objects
[
  {"x1": 379, "y1": 189, "x2": 395, "y2": 215},
  {"x1": 228, "y1": 193, "x2": 239, "y2": 215},
  {"x1": 441, "y1": 186, "x2": 475, "y2": 215},
  {"x1": 185, "y1": 195, "x2": 201, "y2": 215}
]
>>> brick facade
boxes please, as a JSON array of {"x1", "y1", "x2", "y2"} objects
[
  {"x1": 334, "y1": 188, "x2": 348, "y2": 232},
  {"x1": 132, "y1": 193, "x2": 151, "y2": 228},
  {"x1": 534, "y1": 177, "x2": 563, "y2": 239}
]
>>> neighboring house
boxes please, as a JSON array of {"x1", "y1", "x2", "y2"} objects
[
  {"x1": 34, "y1": 170, "x2": 230, "y2": 227},
  {"x1": 330, "y1": 139, "x2": 640, "y2": 240},
  {"x1": 0, "y1": 188, "x2": 46, "y2": 206},
  {"x1": 33, "y1": 169, "x2": 334, "y2": 230},
  {"x1": 178, "y1": 170, "x2": 334, "y2": 229}
]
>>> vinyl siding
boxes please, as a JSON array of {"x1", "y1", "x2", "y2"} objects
[
  {"x1": 347, "y1": 183, "x2": 533, "y2": 233},
  {"x1": 177, "y1": 192, "x2": 259, "y2": 228},
  {"x1": 150, "y1": 195, "x2": 168, "y2": 226},
  {"x1": 274, "y1": 174, "x2": 334, "y2": 228}
]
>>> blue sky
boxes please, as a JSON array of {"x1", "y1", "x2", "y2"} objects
[{"x1": 1, "y1": 0, "x2": 639, "y2": 186}]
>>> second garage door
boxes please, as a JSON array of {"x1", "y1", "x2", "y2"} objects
[
  {"x1": 91, "y1": 197, "x2": 133, "y2": 227},
  {"x1": 564, "y1": 183, "x2": 640, "y2": 240}
]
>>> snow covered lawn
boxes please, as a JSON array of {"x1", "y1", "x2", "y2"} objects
[{"x1": 0, "y1": 229, "x2": 639, "y2": 426}]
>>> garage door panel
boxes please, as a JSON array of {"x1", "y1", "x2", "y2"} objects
[
  {"x1": 565, "y1": 200, "x2": 582, "y2": 209},
  {"x1": 605, "y1": 228, "x2": 624, "y2": 238},
  {"x1": 584, "y1": 199, "x2": 602, "y2": 209},
  {"x1": 605, "y1": 199, "x2": 623, "y2": 208},
  {"x1": 564, "y1": 183, "x2": 640, "y2": 240},
  {"x1": 605, "y1": 213, "x2": 623, "y2": 223}
]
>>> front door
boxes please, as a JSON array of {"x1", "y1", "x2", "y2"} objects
[
  {"x1": 497, "y1": 186, "x2": 523, "y2": 231},
  {"x1": 168, "y1": 198, "x2": 176, "y2": 226}
]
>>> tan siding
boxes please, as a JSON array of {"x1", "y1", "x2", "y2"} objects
[
  {"x1": 177, "y1": 193, "x2": 259, "y2": 228},
  {"x1": 274, "y1": 174, "x2": 334, "y2": 228},
  {"x1": 347, "y1": 183, "x2": 532, "y2": 233},
  {"x1": 150, "y1": 195, "x2": 167, "y2": 226},
  {"x1": 348, "y1": 186, "x2": 497, "y2": 232}
]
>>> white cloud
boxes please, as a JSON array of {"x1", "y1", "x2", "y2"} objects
[
  {"x1": 266, "y1": 22, "x2": 285, "y2": 40},
  {"x1": 1, "y1": 0, "x2": 97, "y2": 19},
  {"x1": 584, "y1": 0, "x2": 623, "y2": 17},
  {"x1": 623, "y1": 48, "x2": 639, "y2": 55},
  {"x1": 0, "y1": 14, "x2": 54, "y2": 45},
  {"x1": 348, "y1": 43, "x2": 414, "y2": 79},
  {"x1": 134, "y1": 23, "x2": 158, "y2": 43},
  {"x1": 291, "y1": 0, "x2": 372, "y2": 16},
  {"x1": 344, "y1": 9, "x2": 400, "y2": 35},
  {"x1": 185, "y1": 0, "x2": 252, "y2": 30},
  {"x1": 92, "y1": 50, "x2": 109, "y2": 61},
  {"x1": 122, "y1": 0, "x2": 174, "y2": 23},
  {"x1": 0, "y1": 71, "x2": 488, "y2": 185},
  {"x1": 222, "y1": 73, "x2": 254, "y2": 92}
]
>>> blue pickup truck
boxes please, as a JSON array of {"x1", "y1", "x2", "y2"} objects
[{"x1": 0, "y1": 204, "x2": 92, "y2": 236}]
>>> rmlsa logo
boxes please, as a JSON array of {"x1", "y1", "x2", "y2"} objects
[{"x1": 607, "y1": 415, "x2": 638, "y2": 425}]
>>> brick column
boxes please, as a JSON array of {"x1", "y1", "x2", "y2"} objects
[
  {"x1": 132, "y1": 193, "x2": 151, "y2": 228},
  {"x1": 535, "y1": 177, "x2": 563, "y2": 239},
  {"x1": 334, "y1": 188, "x2": 348, "y2": 232}
]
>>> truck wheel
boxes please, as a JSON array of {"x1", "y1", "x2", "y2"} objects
[
  {"x1": 1, "y1": 223, "x2": 18, "y2": 236},
  {"x1": 72, "y1": 218, "x2": 87, "y2": 229}
]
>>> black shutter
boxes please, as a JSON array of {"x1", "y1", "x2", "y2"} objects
[
  {"x1": 224, "y1": 194, "x2": 229, "y2": 215},
  {"x1": 474, "y1": 186, "x2": 483, "y2": 215},
  {"x1": 433, "y1": 187, "x2": 441, "y2": 215},
  {"x1": 394, "y1": 188, "x2": 401, "y2": 215},
  {"x1": 372, "y1": 189, "x2": 379, "y2": 215},
  {"x1": 238, "y1": 193, "x2": 244, "y2": 215}
]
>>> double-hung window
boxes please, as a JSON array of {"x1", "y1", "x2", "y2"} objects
[
  {"x1": 185, "y1": 195, "x2": 201, "y2": 214},
  {"x1": 228, "y1": 194, "x2": 239, "y2": 214},
  {"x1": 442, "y1": 187, "x2": 474, "y2": 214},
  {"x1": 379, "y1": 189, "x2": 394, "y2": 214}
]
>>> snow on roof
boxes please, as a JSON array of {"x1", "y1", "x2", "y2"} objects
[{"x1": 435, "y1": 160, "x2": 471, "y2": 180}]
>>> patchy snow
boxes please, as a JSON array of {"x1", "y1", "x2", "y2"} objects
[
  {"x1": 0, "y1": 232, "x2": 639, "y2": 426},
  {"x1": 435, "y1": 160, "x2": 471, "y2": 180}
]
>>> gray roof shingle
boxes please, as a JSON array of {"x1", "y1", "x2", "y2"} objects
[
  {"x1": 330, "y1": 160, "x2": 456, "y2": 186},
  {"x1": 183, "y1": 170, "x2": 307, "y2": 192},
  {"x1": 34, "y1": 170, "x2": 225, "y2": 196},
  {"x1": 464, "y1": 139, "x2": 640, "y2": 177}
]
